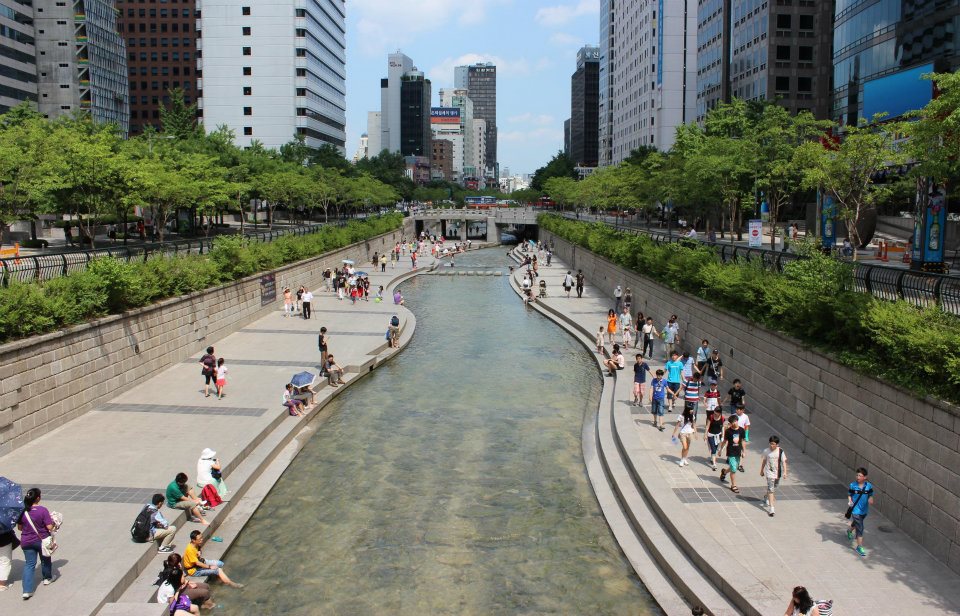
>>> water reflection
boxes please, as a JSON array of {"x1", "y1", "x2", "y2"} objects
[{"x1": 216, "y1": 250, "x2": 661, "y2": 615}]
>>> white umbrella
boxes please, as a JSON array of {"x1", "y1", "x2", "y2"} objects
[{"x1": 342, "y1": 259, "x2": 355, "y2": 265}]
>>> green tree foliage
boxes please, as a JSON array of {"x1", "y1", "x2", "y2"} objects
[
  {"x1": 530, "y1": 151, "x2": 577, "y2": 191},
  {"x1": 159, "y1": 88, "x2": 201, "y2": 140}
]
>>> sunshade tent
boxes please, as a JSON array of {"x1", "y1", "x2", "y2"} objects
[{"x1": 0, "y1": 476, "x2": 23, "y2": 532}]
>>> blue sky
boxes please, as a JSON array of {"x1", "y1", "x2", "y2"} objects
[{"x1": 345, "y1": 0, "x2": 600, "y2": 176}]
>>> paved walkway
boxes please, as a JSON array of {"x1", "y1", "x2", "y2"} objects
[
  {"x1": 515, "y1": 249, "x2": 960, "y2": 615},
  {"x1": 0, "y1": 252, "x2": 434, "y2": 615}
]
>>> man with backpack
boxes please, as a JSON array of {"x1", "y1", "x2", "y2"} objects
[
  {"x1": 132, "y1": 494, "x2": 177, "y2": 552},
  {"x1": 760, "y1": 436, "x2": 787, "y2": 517}
]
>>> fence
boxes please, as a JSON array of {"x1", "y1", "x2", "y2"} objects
[
  {"x1": 0, "y1": 222, "x2": 345, "y2": 286},
  {"x1": 562, "y1": 214, "x2": 960, "y2": 315}
]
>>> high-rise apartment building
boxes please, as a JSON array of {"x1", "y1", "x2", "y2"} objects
[
  {"x1": 833, "y1": 0, "x2": 960, "y2": 125},
  {"x1": 440, "y1": 87, "x2": 476, "y2": 178},
  {"x1": 0, "y1": 0, "x2": 37, "y2": 113},
  {"x1": 454, "y1": 62, "x2": 497, "y2": 178},
  {"x1": 379, "y1": 51, "x2": 413, "y2": 153},
  {"x1": 431, "y1": 105, "x2": 464, "y2": 183},
  {"x1": 607, "y1": 0, "x2": 697, "y2": 162},
  {"x1": 35, "y1": 0, "x2": 128, "y2": 131},
  {"x1": 598, "y1": 0, "x2": 614, "y2": 166},
  {"x1": 116, "y1": 0, "x2": 198, "y2": 135},
  {"x1": 199, "y1": 0, "x2": 347, "y2": 151},
  {"x1": 570, "y1": 45, "x2": 600, "y2": 167},
  {"x1": 473, "y1": 117, "x2": 486, "y2": 177},
  {"x1": 399, "y1": 69, "x2": 430, "y2": 157},
  {"x1": 430, "y1": 138, "x2": 452, "y2": 182},
  {"x1": 697, "y1": 0, "x2": 833, "y2": 123}
]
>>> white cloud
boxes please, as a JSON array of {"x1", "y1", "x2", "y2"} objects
[
  {"x1": 549, "y1": 32, "x2": 583, "y2": 47},
  {"x1": 535, "y1": 0, "x2": 600, "y2": 28},
  {"x1": 426, "y1": 53, "x2": 539, "y2": 84}
]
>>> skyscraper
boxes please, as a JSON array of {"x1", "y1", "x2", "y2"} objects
[
  {"x1": 35, "y1": 0, "x2": 129, "y2": 132},
  {"x1": 366, "y1": 111, "x2": 382, "y2": 157},
  {"x1": 696, "y1": 0, "x2": 834, "y2": 123},
  {"x1": 116, "y1": 0, "x2": 199, "y2": 135},
  {"x1": 199, "y1": 0, "x2": 347, "y2": 151},
  {"x1": 399, "y1": 70, "x2": 431, "y2": 157},
  {"x1": 598, "y1": 0, "x2": 614, "y2": 166},
  {"x1": 833, "y1": 0, "x2": 960, "y2": 125},
  {"x1": 606, "y1": 0, "x2": 697, "y2": 162},
  {"x1": 380, "y1": 51, "x2": 413, "y2": 154},
  {"x1": 0, "y1": 0, "x2": 37, "y2": 113},
  {"x1": 454, "y1": 62, "x2": 497, "y2": 178},
  {"x1": 570, "y1": 45, "x2": 600, "y2": 168}
]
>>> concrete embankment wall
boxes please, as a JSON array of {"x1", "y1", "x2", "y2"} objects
[
  {"x1": 0, "y1": 223, "x2": 412, "y2": 456},
  {"x1": 542, "y1": 229, "x2": 960, "y2": 573}
]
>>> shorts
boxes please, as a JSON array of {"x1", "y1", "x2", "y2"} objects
[
  {"x1": 679, "y1": 433, "x2": 694, "y2": 447},
  {"x1": 707, "y1": 433, "x2": 722, "y2": 455},
  {"x1": 633, "y1": 382, "x2": 645, "y2": 396},
  {"x1": 850, "y1": 514, "x2": 866, "y2": 538},
  {"x1": 766, "y1": 477, "x2": 780, "y2": 493},
  {"x1": 667, "y1": 382, "x2": 681, "y2": 398},
  {"x1": 203, "y1": 373, "x2": 214, "y2": 385},
  {"x1": 171, "y1": 500, "x2": 195, "y2": 511},
  {"x1": 727, "y1": 456, "x2": 741, "y2": 473},
  {"x1": 651, "y1": 399, "x2": 665, "y2": 416}
]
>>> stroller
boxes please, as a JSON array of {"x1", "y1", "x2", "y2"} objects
[{"x1": 538, "y1": 279, "x2": 547, "y2": 298}]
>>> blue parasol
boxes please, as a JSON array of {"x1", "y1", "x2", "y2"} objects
[
  {"x1": 290, "y1": 371, "x2": 317, "y2": 388},
  {"x1": 0, "y1": 476, "x2": 23, "y2": 532},
  {"x1": 355, "y1": 271, "x2": 369, "y2": 277}
]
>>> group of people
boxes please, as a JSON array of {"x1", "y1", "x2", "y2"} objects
[
  {"x1": 0, "y1": 488, "x2": 61, "y2": 600},
  {"x1": 281, "y1": 285, "x2": 315, "y2": 319}
]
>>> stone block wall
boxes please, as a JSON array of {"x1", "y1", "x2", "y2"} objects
[
  {"x1": 0, "y1": 228, "x2": 408, "y2": 456},
  {"x1": 542, "y1": 230, "x2": 960, "y2": 573}
]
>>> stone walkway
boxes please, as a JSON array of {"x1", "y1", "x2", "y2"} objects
[
  {"x1": 0, "y1": 252, "x2": 433, "y2": 615},
  {"x1": 513, "y1": 247, "x2": 960, "y2": 615}
]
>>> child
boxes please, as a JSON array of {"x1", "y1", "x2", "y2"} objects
[
  {"x1": 736, "y1": 403, "x2": 751, "y2": 442},
  {"x1": 215, "y1": 358, "x2": 227, "y2": 400},
  {"x1": 375, "y1": 285, "x2": 384, "y2": 303},
  {"x1": 703, "y1": 382, "x2": 721, "y2": 413},
  {"x1": 621, "y1": 324, "x2": 632, "y2": 349},
  {"x1": 724, "y1": 379, "x2": 747, "y2": 414},
  {"x1": 596, "y1": 326, "x2": 605, "y2": 354},
  {"x1": 649, "y1": 369, "x2": 667, "y2": 430},
  {"x1": 632, "y1": 354, "x2": 653, "y2": 407}
]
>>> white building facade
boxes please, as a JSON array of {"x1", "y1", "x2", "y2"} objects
[
  {"x1": 379, "y1": 51, "x2": 413, "y2": 153},
  {"x1": 366, "y1": 110, "x2": 381, "y2": 156},
  {"x1": 607, "y1": 0, "x2": 697, "y2": 162},
  {"x1": 198, "y1": 0, "x2": 347, "y2": 151}
]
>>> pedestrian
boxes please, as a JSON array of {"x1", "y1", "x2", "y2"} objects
[
  {"x1": 664, "y1": 351, "x2": 684, "y2": 411},
  {"x1": 322, "y1": 268, "x2": 332, "y2": 292},
  {"x1": 0, "y1": 525, "x2": 15, "y2": 592},
  {"x1": 846, "y1": 467, "x2": 875, "y2": 557},
  {"x1": 380, "y1": 253, "x2": 387, "y2": 272},
  {"x1": 703, "y1": 406, "x2": 724, "y2": 471},
  {"x1": 633, "y1": 311, "x2": 645, "y2": 347},
  {"x1": 318, "y1": 327, "x2": 329, "y2": 369},
  {"x1": 619, "y1": 306, "x2": 633, "y2": 349},
  {"x1": 761, "y1": 436, "x2": 787, "y2": 517},
  {"x1": 649, "y1": 370, "x2": 668, "y2": 430},
  {"x1": 295, "y1": 285, "x2": 305, "y2": 313},
  {"x1": 703, "y1": 381, "x2": 721, "y2": 414},
  {"x1": 735, "y1": 403, "x2": 751, "y2": 443},
  {"x1": 662, "y1": 315, "x2": 680, "y2": 359},
  {"x1": 723, "y1": 379, "x2": 746, "y2": 414},
  {"x1": 282, "y1": 287, "x2": 293, "y2": 316},
  {"x1": 215, "y1": 358, "x2": 227, "y2": 400},
  {"x1": 683, "y1": 376, "x2": 701, "y2": 421},
  {"x1": 784, "y1": 586, "x2": 822, "y2": 615},
  {"x1": 718, "y1": 414, "x2": 746, "y2": 493},
  {"x1": 302, "y1": 289, "x2": 313, "y2": 319},
  {"x1": 705, "y1": 349, "x2": 724, "y2": 384},
  {"x1": 18, "y1": 488, "x2": 58, "y2": 600},
  {"x1": 606, "y1": 309, "x2": 618, "y2": 345},
  {"x1": 562, "y1": 271, "x2": 574, "y2": 298},
  {"x1": 575, "y1": 270, "x2": 585, "y2": 298},
  {"x1": 632, "y1": 354, "x2": 653, "y2": 406},
  {"x1": 199, "y1": 346, "x2": 216, "y2": 398},
  {"x1": 695, "y1": 339, "x2": 711, "y2": 377},
  {"x1": 671, "y1": 406, "x2": 697, "y2": 467},
  {"x1": 640, "y1": 317, "x2": 657, "y2": 359},
  {"x1": 623, "y1": 287, "x2": 633, "y2": 312},
  {"x1": 680, "y1": 351, "x2": 696, "y2": 381},
  {"x1": 596, "y1": 326, "x2": 605, "y2": 354},
  {"x1": 613, "y1": 284, "x2": 623, "y2": 312}
]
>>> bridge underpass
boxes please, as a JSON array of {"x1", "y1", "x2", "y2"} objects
[{"x1": 411, "y1": 208, "x2": 540, "y2": 244}]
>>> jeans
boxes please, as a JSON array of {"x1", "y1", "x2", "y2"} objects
[
  {"x1": 21, "y1": 543, "x2": 52, "y2": 593},
  {"x1": 190, "y1": 559, "x2": 225, "y2": 578}
]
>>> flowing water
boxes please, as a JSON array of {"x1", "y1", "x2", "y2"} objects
[{"x1": 215, "y1": 249, "x2": 661, "y2": 615}]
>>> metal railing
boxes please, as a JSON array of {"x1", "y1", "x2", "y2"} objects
[
  {"x1": 0, "y1": 221, "x2": 348, "y2": 286},
  {"x1": 555, "y1": 213, "x2": 960, "y2": 315}
]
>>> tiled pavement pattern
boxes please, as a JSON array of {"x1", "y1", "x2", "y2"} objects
[
  {"x1": 526, "y1": 249, "x2": 960, "y2": 615},
  {"x1": 33, "y1": 485, "x2": 162, "y2": 505},
  {"x1": 95, "y1": 403, "x2": 268, "y2": 417},
  {"x1": 240, "y1": 328, "x2": 386, "y2": 336}
]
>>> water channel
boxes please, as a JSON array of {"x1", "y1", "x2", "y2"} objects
[{"x1": 215, "y1": 249, "x2": 661, "y2": 615}]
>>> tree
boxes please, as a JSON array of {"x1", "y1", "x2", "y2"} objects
[
  {"x1": 160, "y1": 88, "x2": 201, "y2": 141},
  {"x1": 305, "y1": 167, "x2": 340, "y2": 223},
  {"x1": 543, "y1": 176, "x2": 577, "y2": 211},
  {"x1": 309, "y1": 143, "x2": 353, "y2": 174},
  {"x1": 0, "y1": 111, "x2": 56, "y2": 245},
  {"x1": 530, "y1": 151, "x2": 577, "y2": 191},
  {"x1": 798, "y1": 120, "x2": 905, "y2": 258}
]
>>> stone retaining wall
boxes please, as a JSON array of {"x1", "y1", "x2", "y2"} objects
[
  {"x1": 0, "y1": 226, "x2": 409, "y2": 456},
  {"x1": 542, "y1": 229, "x2": 960, "y2": 573}
]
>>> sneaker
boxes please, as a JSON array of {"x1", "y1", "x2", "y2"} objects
[
  {"x1": 22, "y1": 592, "x2": 33, "y2": 600},
  {"x1": 42, "y1": 576, "x2": 57, "y2": 586},
  {"x1": 711, "y1": 464, "x2": 717, "y2": 471},
  {"x1": 855, "y1": 546, "x2": 867, "y2": 557},
  {"x1": 658, "y1": 426, "x2": 665, "y2": 432},
  {"x1": 768, "y1": 508, "x2": 775, "y2": 517},
  {"x1": 677, "y1": 460, "x2": 685, "y2": 467},
  {"x1": 158, "y1": 546, "x2": 174, "y2": 553},
  {"x1": 683, "y1": 459, "x2": 690, "y2": 466},
  {"x1": 846, "y1": 529, "x2": 855, "y2": 541}
]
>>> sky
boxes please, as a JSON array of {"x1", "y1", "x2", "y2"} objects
[{"x1": 345, "y1": 0, "x2": 601, "y2": 176}]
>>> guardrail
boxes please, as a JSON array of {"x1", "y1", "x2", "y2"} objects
[
  {"x1": 0, "y1": 221, "x2": 347, "y2": 286},
  {"x1": 558, "y1": 214, "x2": 960, "y2": 315}
]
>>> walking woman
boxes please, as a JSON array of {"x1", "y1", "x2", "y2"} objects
[
  {"x1": 633, "y1": 311, "x2": 646, "y2": 348},
  {"x1": 606, "y1": 309, "x2": 618, "y2": 345},
  {"x1": 0, "y1": 524, "x2": 16, "y2": 591},
  {"x1": 18, "y1": 488, "x2": 57, "y2": 600},
  {"x1": 671, "y1": 407, "x2": 697, "y2": 467}
]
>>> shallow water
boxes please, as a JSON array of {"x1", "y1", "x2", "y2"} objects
[{"x1": 215, "y1": 249, "x2": 661, "y2": 615}]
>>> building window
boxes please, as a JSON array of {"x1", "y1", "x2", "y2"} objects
[
  {"x1": 776, "y1": 14, "x2": 791, "y2": 29},
  {"x1": 797, "y1": 77, "x2": 812, "y2": 92},
  {"x1": 776, "y1": 46, "x2": 790, "y2": 61},
  {"x1": 243, "y1": 127, "x2": 253, "y2": 135},
  {"x1": 242, "y1": 46, "x2": 251, "y2": 56},
  {"x1": 243, "y1": 107, "x2": 252, "y2": 115},
  {"x1": 775, "y1": 76, "x2": 790, "y2": 91},
  {"x1": 799, "y1": 15, "x2": 814, "y2": 30},
  {"x1": 242, "y1": 27, "x2": 251, "y2": 35},
  {"x1": 243, "y1": 66, "x2": 252, "y2": 76},
  {"x1": 242, "y1": 6, "x2": 251, "y2": 15},
  {"x1": 798, "y1": 46, "x2": 813, "y2": 61},
  {"x1": 243, "y1": 87, "x2": 252, "y2": 95}
]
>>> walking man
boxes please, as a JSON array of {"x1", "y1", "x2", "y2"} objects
[
  {"x1": 301, "y1": 289, "x2": 313, "y2": 319},
  {"x1": 718, "y1": 414, "x2": 746, "y2": 494},
  {"x1": 760, "y1": 436, "x2": 787, "y2": 517},
  {"x1": 575, "y1": 270, "x2": 585, "y2": 298},
  {"x1": 613, "y1": 285, "x2": 623, "y2": 312},
  {"x1": 662, "y1": 315, "x2": 680, "y2": 360},
  {"x1": 847, "y1": 467, "x2": 875, "y2": 557},
  {"x1": 318, "y1": 327, "x2": 329, "y2": 369},
  {"x1": 563, "y1": 271, "x2": 575, "y2": 298}
]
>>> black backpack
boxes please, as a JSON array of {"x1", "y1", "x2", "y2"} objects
[{"x1": 130, "y1": 506, "x2": 152, "y2": 543}]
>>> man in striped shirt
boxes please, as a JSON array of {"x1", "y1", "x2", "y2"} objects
[{"x1": 683, "y1": 377, "x2": 701, "y2": 421}]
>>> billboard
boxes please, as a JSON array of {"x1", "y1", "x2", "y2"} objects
[
  {"x1": 862, "y1": 63, "x2": 935, "y2": 122},
  {"x1": 431, "y1": 107, "x2": 461, "y2": 124}
]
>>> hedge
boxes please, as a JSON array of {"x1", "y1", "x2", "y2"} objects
[
  {"x1": 539, "y1": 214, "x2": 960, "y2": 405},
  {"x1": 0, "y1": 214, "x2": 403, "y2": 344}
]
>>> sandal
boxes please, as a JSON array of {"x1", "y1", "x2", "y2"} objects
[{"x1": 731, "y1": 486, "x2": 740, "y2": 493}]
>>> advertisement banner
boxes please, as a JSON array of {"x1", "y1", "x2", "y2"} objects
[
  {"x1": 748, "y1": 220, "x2": 762, "y2": 248},
  {"x1": 431, "y1": 107, "x2": 460, "y2": 124},
  {"x1": 923, "y1": 183, "x2": 947, "y2": 264},
  {"x1": 820, "y1": 193, "x2": 836, "y2": 249}
]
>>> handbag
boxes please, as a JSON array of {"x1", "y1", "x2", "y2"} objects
[
  {"x1": 23, "y1": 509, "x2": 58, "y2": 557},
  {"x1": 845, "y1": 486, "x2": 867, "y2": 519}
]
